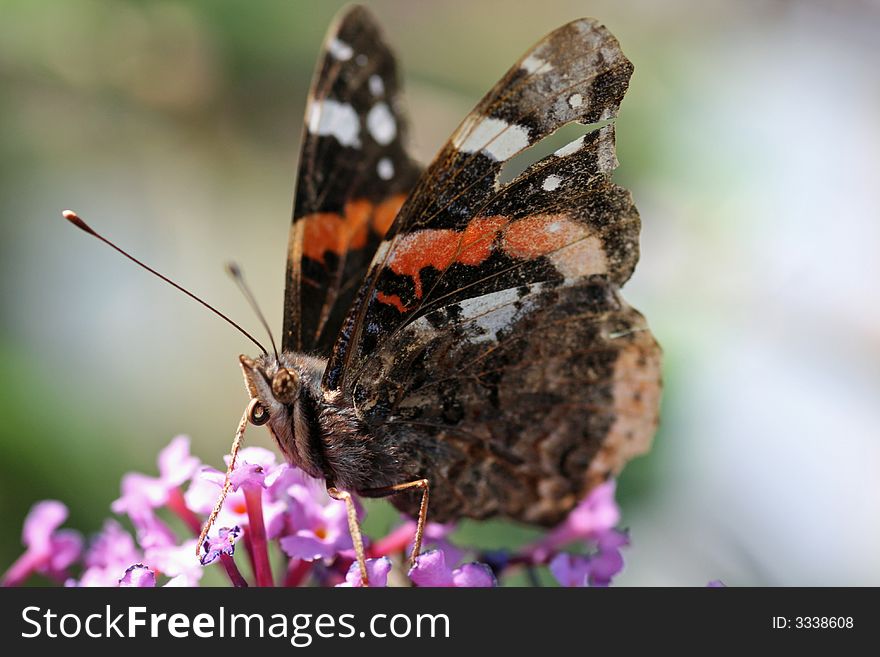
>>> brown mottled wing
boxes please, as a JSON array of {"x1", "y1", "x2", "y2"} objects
[
  {"x1": 353, "y1": 278, "x2": 661, "y2": 525},
  {"x1": 327, "y1": 18, "x2": 661, "y2": 524},
  {"x1": 282, "y1": 5, "x2": 421, "y2": 354}
]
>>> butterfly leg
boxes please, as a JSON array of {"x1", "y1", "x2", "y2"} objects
[
  {"x1": 195, "y1": 399, "x2": 254, "y2": 557},
  {"x1": 326, "y1": 487, "x2": 370, "y2": 586},
  {"x1": 361, "y1": 478, "x2": 430, "y2": 568}
]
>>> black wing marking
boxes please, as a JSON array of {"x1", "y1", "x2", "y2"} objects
[{"x1": 282, "y1": 5, "x2": 421, "y2": 355}]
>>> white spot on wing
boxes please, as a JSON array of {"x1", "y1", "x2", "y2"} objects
[
  {"x1": 554, "y1": 135, "x2": 585, "y2": 157},
  {"x1": 452, "y1": 116, "x2": 530, "y2": 161},
  {"x1": 521, "y1": 54, "x2": 552, "y2": 74},
  {"x1": 542, "y1": 174, "x2": 562, "y2": 191},
  {"x1": 355, "y1": 53, "x2": 368, "y2": 66},
  {"x1": 369, "y1": 75, "x2": 385, "y2": 97},
  {"x1": 552, "y1": 235, "x2": 608, "y2": 280},
  {"x1": 377, "y1": 157, "x2": 394, "y2": 180},
  {"x1": 366, "y1": 103, "x2": 397, "y2": 145},
  {"x1": 457, "y1": 287, "x2": 530, "y2": 343},
  {"x1": 568, "y1": 93, "x2": 583, "y2": 108},
  {"x1": 308, "y1": 99, "x2": 361, "y2": 148},
  {"x1": 328, "y1": 38, "x2": 353, "y2": 61}
]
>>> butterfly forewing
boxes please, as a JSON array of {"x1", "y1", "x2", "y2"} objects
[
  {"x1": 324, "y1": 17, "x2": 639, "y2": 390},
  {"x1": 282, "y1": 6, "x2": 421, "y2": 354}
]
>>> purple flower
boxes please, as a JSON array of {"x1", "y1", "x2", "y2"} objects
[
  {"x1": 185, "y1": 469, "x2": 248, "y2": 527},
  {"x1": 112, "y1": 436, "x2": 200, "y2": 515},
  {"x1": 72, "y1": 519, "x2": 143, "y2": 587},
  {"x1": 85, "y1": 520, "x2": 140, "y2": 569},
  {"x1": 409, "y1": 549, "x2": 496, "y2": 588},
  {"x1": 588, "y1": 529, "x2": 628, "y2": 587},
  {"x1": 337, "y1": 557, "x2": 392, "y2": 587},
  {"x1": 279, "y1": 485, "x2": 357, "y2": 562},
  {"x1": 265, "y1": 462, "x2": 316, "y2": 498},
  {"x1": 529, "y1": 481, "x2": 620, "y2": 562},
  {"x1": 128, "y1": 506, "x2": 178, "y2": 551},
  {"x1": 549, "y1": 529, "x2": 629, "y2": 587},
  {"x1": 549, "y1": 553, "x2": 592, "y2": 587},
  {"x1": 185, "y1": 468, "x2": 285, "y2": 533},
  {"x1": 144, "y1": 539, "x2": 203, "y2": 587},
  {"x1": 119, "y1": 564, "x2": 156, "y2": 587},
  {"x1": 2, "y1": 500, "x2": 83, "y2": 587},
  {"x1": 415, "y1": 522, "x2": 466, "y2": 567},
  {"x1": 200, "y1": 526, "x2": 241, "y2": 566},
  {"x1": 229, "y1": 447, "x2": 278, "y2": 472},
  {"x1": 225, "y1": 447, "x2": 280, "y2": 492},
  {"x1": 5, "y1": 430, "x2": 644, "y2": 588},
  {"x1": 189, "y1": 449, "x2": 283, "y2": 586},
  {"x1": 229, "y1": 463, "x2": 267, "y2": 491}
]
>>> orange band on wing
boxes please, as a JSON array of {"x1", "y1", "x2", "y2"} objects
[
  {"x1": 372, "y1": 193, "x2": 408, "y2": 236},
  {"x1": 301, "y1": 200, "x2": 370, "y2": 264},
  {"x1": 373, "y1": 213, "x2": 601, "y2": 313},
  {"x1": 384, "y1": 216, "x2": 509, "y2": 299},
  {"x1": 301, "y1": 195, "x2": 411, "y2": 264},
  {"x1": 501, "y1": 214, "x2": 573, "y2": 259}
]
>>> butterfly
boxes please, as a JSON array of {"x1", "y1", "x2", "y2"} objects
[{"x1": 66, "y1": 5, "x2": 661, "y2": 585}]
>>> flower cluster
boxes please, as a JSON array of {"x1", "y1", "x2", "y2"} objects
[{"x1": 2, "y1": 436, "x2": 631, "y2": 588}]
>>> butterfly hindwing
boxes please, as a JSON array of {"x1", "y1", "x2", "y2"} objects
[
  {"x1": 282, "y1": 5, "x2": 421, "y2": 354},
  {"x1": 351, "y1": 277, "x2": 660, "y2": 524}
]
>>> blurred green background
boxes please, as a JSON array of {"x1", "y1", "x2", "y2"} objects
[{"x1": 2, "y1": 0, "x2": 879, "y2": 585}]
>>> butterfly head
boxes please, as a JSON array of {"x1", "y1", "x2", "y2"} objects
[
  {"x1": 237, "y1": 352, "x2": 331, "y2": 480},
  {"x1": 238, "y1": 354, "x2": 300, "y2": 426}
]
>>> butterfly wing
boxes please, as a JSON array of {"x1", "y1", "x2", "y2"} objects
[
  {"x1": 324, "y1": 17, "x2": 640, "y2": 389},
  {"x1": 354, "y1": 277, "x2": 660, "y2": 525},
  {"x1": 325, "y1": 18, "x2": 660, "y2": 524},
  {"x1": 282, "y1": 5, "x2": 421, "y2": 354}
]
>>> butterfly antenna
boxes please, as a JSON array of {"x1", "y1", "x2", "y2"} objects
[
  {"x1": 225, "y1": 262, "x2": 280, "y2": 363},
  {"x1": 62, "y1": 210, "x2": 269, "y2": 356}
]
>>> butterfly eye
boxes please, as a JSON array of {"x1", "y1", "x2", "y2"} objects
[
  {"x1": 272, "y1": 368, "x2": 298, "y2": 403},
  {"x1": 248, "y1": 401, "x2": 270, "y2": 426}
]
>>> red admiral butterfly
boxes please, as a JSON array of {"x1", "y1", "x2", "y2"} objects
[{"x1": 65, "y1": 6, "x2": 661, "y2": 585}]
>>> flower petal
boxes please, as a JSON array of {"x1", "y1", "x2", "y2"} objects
[
  {"x1": 229, "y1": 462, "x2": 266, "y2": 491},
  {"x1": 85, "y1": 520, "x2": 140, "y2": 569},
  {"x1": 549, "y1": 553, "x2": 591, "y2": 587},
  {"x1": 279, "y1": 533, "x2": 339, "y2": 562},
  {"x1": 22, "y1": 500, "x2": 68, "y2": 552},
  {"x1": 119, "y1": 564, "x2": 156, "y2": 587},
  {"x1": 451, "y1": 563, "x2": 497, "y2": 588},
  {"x1": 200, "y1": 526, "x2": 241, "y2": 566},
  {"x1": 157, "y1": 436, "x2": 200, "y2": 487},
  {"x1": 408, "y1": 549, "x2": 454, "y2": 587},
  {"x1": 337, "y1": 557, "x2": 392, "y2": 587},
  {"x1": 566, "y1": 480, "x2": 620, "y2": 537},
  {"x1": 46, "y1": 529, "x2": 84, "y2": 572}
]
